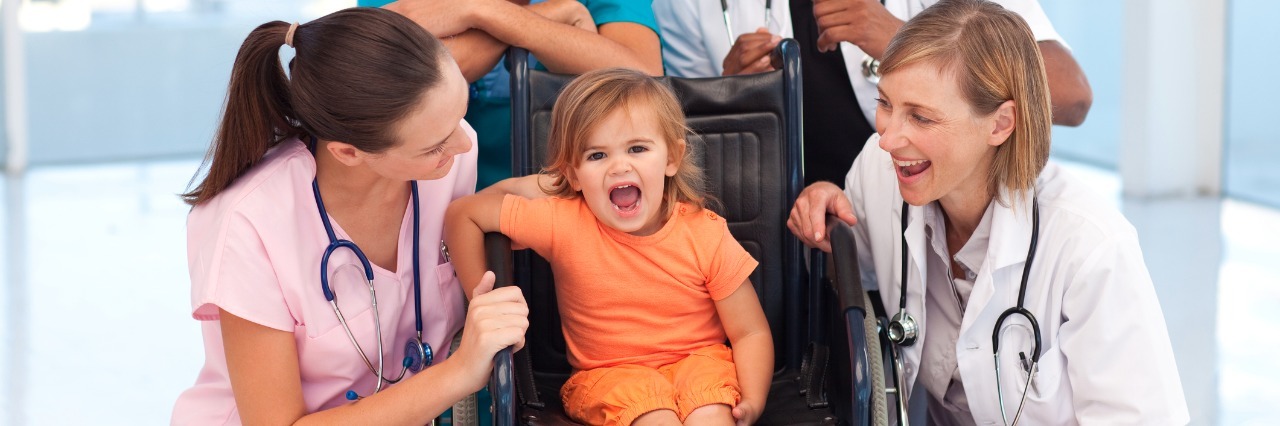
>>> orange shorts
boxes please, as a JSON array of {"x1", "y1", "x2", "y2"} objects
[{"x1": 560, "y1": 344, "x2": 741, "y2": 426}]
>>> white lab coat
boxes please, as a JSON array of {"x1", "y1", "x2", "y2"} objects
[
  {"x1": 653, "y1": 0, "x2": 1064, "y2": 125},
  {"x1": 844, "y1": 137, "x2": 1190, "y2": 425}
]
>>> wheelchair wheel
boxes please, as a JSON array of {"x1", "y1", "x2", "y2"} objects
[
  {"x1": 449, "y1": 331, "x2": 479, "y2": 426},
  {"x1": 864, "y1": 292, "x2": 889, "y2": 426}
]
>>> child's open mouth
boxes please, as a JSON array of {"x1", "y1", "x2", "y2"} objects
[{"x1": 609, "y1": 184, "x2": 641, "y2": 214}]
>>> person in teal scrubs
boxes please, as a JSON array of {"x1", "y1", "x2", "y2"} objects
[{"x1": 360, "y1": 0, "x2": 663, "y2": 189}]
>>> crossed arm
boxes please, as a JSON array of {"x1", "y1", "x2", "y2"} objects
[{"x1": 385, "y1": 0, "x2": 663, "y2": 82}]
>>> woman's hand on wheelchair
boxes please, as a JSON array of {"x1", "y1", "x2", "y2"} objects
[
  {"x1": 454, "y1": 271, "x2": 529, "y2": 390},
  {"x1": 788, "y1": 181, "x2": 857, "y2": 253}
]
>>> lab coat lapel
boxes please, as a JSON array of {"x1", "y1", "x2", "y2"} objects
[
  {"x1": 960, "y1": 192, "x2": 1035, "y2": 334},
  {"x1": 903, "y1": 203, "x2": 929, "y2": 316}
]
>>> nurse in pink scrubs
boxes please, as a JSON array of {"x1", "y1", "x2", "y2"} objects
[{"x1": 171, "y1": 7, "x2": 529, "y2": 425}]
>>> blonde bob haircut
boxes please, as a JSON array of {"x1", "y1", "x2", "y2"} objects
[
  {"x1": 878, "y1": 0, "x2": 1052, "y2": 205},
  {"x1": 541, "y1": 68, "x2": 709, "y2": 216}
]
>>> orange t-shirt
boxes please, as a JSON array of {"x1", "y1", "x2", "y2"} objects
[{"x1": 500, "y1": 195, "x2": 759, "y2": 371}]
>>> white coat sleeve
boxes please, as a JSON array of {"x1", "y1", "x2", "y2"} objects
[
  {"x1": 653, "y1": 0, "x2": 719, "y2": 77},
  {"x1": 1057, "y1": 233, "x2": 1190, "y2": 425},
  {"x1": 988, "y1": 0, "x2": 1066, "y2": 45}
]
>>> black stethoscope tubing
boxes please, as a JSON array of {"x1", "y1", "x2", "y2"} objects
[{"x1": 888, "y1": 197, "x2": 1043, "y2": 425}]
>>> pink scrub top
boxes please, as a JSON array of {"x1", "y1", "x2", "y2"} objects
[{"x1": 171, "y1": 122, "x2": 477, "y2": 425}]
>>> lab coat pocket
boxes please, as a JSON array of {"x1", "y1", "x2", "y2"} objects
[{"x1": 1025, "y1": 350, "x2": 1064, "y2": 402}]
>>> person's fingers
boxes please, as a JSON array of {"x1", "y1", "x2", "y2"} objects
[
  {"x1": 816, "y1": 29, "x2": 840, "y2": 53},
  {"x1": 832, "y1": 195, "x2": 858, "y2": 226},
  {"x1": 793, "y1": 195, "x2": 814, "y2": 241},
  {"x1": 470, "y1": 300, "x2": 529, "y2": 324},
  {"x1": 726, "y1": 31, "x2": 781, "y2": 74},
  {"x1": 740, "y1": 56, "x2": 774, "y2": 74},
  {"x1": 470, "y1": 270, "x2": 496, "y2": 299},
  {"x1": 812, "y1": 0, "x2": 849, "y2": 19},
  {"x1": 474, "y1": 314, "x2": 529, "y2": 349},
  {"x1": 473, "y1": 284, "x2": 526, "y2": 306},
  {"x1": 808, "y1": 193, "x2": 831, "y2": 243},
  {"x1": 788, "y1": 204, "x2": 805, "y2": 239}
]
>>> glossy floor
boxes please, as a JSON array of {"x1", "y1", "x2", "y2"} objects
[{"x1": 0, "y1": 158, "x2": 1275, "y2": 425}]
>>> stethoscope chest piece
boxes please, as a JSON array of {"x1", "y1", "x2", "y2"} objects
[
  {"x1": 888, "y1": 311, "x2": 918, "y2": 346},
  {"x1": 404, "y1": 339, "x2": 434, "y2": 373},
  {"x1": 861, "y1": 55, "x2": 882, "y2": 85}
]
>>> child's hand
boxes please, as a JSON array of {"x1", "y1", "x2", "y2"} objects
[{"x1": 732, "y1": 400, "x2": 762, "y2": 425}]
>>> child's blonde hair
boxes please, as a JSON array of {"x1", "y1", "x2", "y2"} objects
[{"x1": 542, "y1": 68, "x2": 708, "y2": 216}]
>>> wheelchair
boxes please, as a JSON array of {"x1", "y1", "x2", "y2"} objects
[{"x1": 482, "y1": 40, "x2": 901, "y2": 426}]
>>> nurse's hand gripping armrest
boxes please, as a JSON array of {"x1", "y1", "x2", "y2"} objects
[
  {"x1": 450, "y1": 270, "x2": 529, "y2": 391},
  {"x1": 788, "y1": 181, "x2": 858, "y2": 252}
]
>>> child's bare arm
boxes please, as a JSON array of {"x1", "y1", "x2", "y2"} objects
[
  {"x1": 444, "y1": 191, "x2": 506, "y2": 300},
  {"x1": 477, "y1": 174, "x2": 556, "y2": 199},
  {"x1": 714, "y1": 280, "x2": 774, "y2": 425}
]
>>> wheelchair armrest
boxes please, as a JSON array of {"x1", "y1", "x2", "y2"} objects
[
  {"x1": 485, "y1": 232, "x2": 518, "y2": 426},
  {"x1": 826, "y1": 217, "x2": 868, "y2": 313},
  {"x1": 825, "y1": 216, "x2": 876, "y2": 424}
]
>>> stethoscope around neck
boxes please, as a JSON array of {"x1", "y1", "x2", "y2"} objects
[
  {"x1": 310, "y1": 140, "x2": 432, "y2": 401},
  {"x1": 886, "y1": 198, "x2": 1042, "y2": 426}
]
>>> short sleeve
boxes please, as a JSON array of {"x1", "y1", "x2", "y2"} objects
[
  {"x1": 704, "y1": 221, "x2": 759, "y2": 301},
  {"x1": 990, "y1": 0, "x2": 1065, "y2": 45},
  {"x1": 583, "y1": 0, "x2": 661, "y2": 35},
  {"x1": 500, "y1": 195, "x2": 561, "y2": 255},
  {"x1": 189, "y1": 212, "x2": 295, "y2": 332},
  {"x1": 654, "y1": 0, "x2": 717, "y2": 77}
]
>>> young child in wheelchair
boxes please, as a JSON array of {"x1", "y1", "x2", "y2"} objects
[{"x1": 444, "y1": 68, "x2": 774, "y2": 426}]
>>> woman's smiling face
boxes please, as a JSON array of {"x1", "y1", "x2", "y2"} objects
[{"x1": 874, "y1": 61, "x2": 1010, "y2": 207}]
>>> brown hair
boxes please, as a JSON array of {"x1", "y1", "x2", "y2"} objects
[
  {"x1": 878, "y1": 0, "x2": 1051, "y2": 205},
  {"x1": 182, "y1": 7, "x2": 449, "y2": 205},
  {"x1": 541, "y1": 68, "x2": 708, "y2": 215}
]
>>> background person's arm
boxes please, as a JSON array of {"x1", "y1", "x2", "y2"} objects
[
  {"x1": 810, "y1": 0, "x2": 1092, "y2": 126},
  {"x1": 475, "y1": 1, "x2": 664, "y2": 76},
  {"x1": 385, "y1": 0, "x2": 598, "y2": 82},
  {"x1": 1037, "y1": 40, "x2": 1092, "y2": 127}
]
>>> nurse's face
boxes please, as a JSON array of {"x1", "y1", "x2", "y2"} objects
[
  {"x1": 364, "y1": 57, "x2": 473, "y2": 182},
  {"x1": 874, "y1": 61, "x2": 1013, "y2": 207}
]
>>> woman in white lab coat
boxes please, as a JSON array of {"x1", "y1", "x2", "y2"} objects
[{"x1": 787, "y1": 1, "x2": 1188, "y2": 424}]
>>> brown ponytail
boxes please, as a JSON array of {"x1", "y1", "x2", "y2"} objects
[{"x1": 182, "y1": 7, "x2": 448, "y2": 205}]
